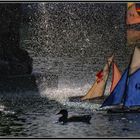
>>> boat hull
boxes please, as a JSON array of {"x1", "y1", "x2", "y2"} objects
[
  {"x1": 68, "y1": 96, "x2": 107, "y2": 104},
  {"x1": 107, "y1": 108, "x2": 140, "y2": 113}
]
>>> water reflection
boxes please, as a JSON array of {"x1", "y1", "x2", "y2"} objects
[
  {"x1": 1, "y1": 93, "x2": 140, "y2": 138},
  {"x1": 0, "y1": 111, "x2": 25, "y2": 136},
  {"x1": 101, "y1": 113, "x2": 140, "y2": 137}
]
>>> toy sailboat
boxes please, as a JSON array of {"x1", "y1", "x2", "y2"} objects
[
  {"x1": 101, "y1": 47, "x2": 140, "y2": 112},
  {"x1": 101, "y1": 3, "x2": 140, "y2": 113},
  {"x1": 81, "y1": 55, "x2": 121, "y2": 101},
  {"x1": 68, "y1": 55, "x2": 121, "y2": 102}
]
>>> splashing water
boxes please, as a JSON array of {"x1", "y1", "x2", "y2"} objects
[
  {"x1": 39, "y1": 81, "x2": 112, "y2": 111},
  {"x1": 20, "y1": 3, "x2": 131, "y2": 111}
]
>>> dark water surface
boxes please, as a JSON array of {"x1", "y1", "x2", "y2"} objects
[{"x1": 0, "y1": 90, "x2": 140, "y2": 138}]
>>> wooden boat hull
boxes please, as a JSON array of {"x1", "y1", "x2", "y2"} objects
[
  {"x1": 68, "y1": 96, "x2": 83, "y2": 102},
  {"x1": 68, "y1": 95, "x2": 107, "y2": 104}
]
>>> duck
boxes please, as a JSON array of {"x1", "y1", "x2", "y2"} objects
[{"x1": 56, "y1": 109, "x2": 91, "y2": 124}]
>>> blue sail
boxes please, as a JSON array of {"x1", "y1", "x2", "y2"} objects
[
  {"x1": 101, "y1": 68, "x2": 129, "y2": 108},
  {"x1": 124, "y1": 68, "x2": 140, "y2": 107}
]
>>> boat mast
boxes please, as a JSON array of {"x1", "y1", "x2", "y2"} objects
[
  {"x1": 122, "y1": 46, "x2": 136, "y2": 108},
  {"x1": 121, "y1": 3, "x2": 136, "y2": 108},
  {"x1": 102, "y1": 54, "x2": 114, "y2": 96}
]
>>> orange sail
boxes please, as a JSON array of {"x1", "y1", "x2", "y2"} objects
[
  {"x1": 127, "y1": 3, "x2": 140, "y2": 25},
  {"x1": 110, "y1": 62, "x2": 121, "y2": 93},
  {"x1": 127, "y1": 3, "x2": 140, "y2": 44},
  {"x1": 81, "y1": 55, "x2": 114, "y2": 100}
]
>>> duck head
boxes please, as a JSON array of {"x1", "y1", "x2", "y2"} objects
[
  {"x1": 56, "y1": 109, "x2": 68, "y2": 124},
  {"x1": 56, "y1": 109, "x2": 68, "y2": 117}
]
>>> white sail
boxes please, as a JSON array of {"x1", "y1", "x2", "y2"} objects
[
  {"x1": 130, "y1": 47, "x2": 140, "y2": 74},
  {"x1": 127, "y1": 29, "x2": 140, "y2": 45},
  {"x1": 110, "y1": 62, "x2": 121, "y2": 93}
]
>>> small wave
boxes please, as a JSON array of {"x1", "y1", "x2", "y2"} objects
[
  {"x1": 3, "y1": 110, "x2": 15, "y2": 115},
  {"x1": 0, "y1": 105, "x2": 15, "y2": 115},
  {"x1": 0, "y1": 105, "x2": 5, "y2": 112},
  {"x1": 64, "y1": 101, "x2": 101, "y2": 111}
]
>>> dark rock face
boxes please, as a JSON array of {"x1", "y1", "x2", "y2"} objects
[{"x1": 0, "y1": 4, "x2": 32, "y2": 76}]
